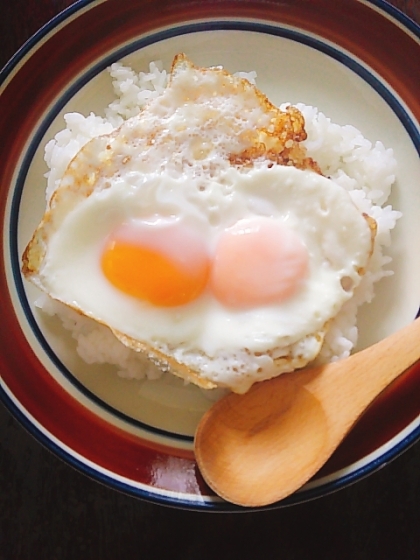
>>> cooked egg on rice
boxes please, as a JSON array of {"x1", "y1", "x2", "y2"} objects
[{"x1": 22, "y1": 54, "x2": 379, "y2": 394}]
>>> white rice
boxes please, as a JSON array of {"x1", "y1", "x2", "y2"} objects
[{"x1": 38, "y1": 60, "x2": 401, "y2": 383}]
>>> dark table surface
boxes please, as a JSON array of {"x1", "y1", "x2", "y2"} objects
[{"x1": 1, "y1": 1, "x2": 420, "y2": 559}]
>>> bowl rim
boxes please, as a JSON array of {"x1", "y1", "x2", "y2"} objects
[{"x1": 1, "y1": 0, "x2": 420, "y2": 511}]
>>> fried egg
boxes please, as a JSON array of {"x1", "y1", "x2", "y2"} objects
[{"x1": 22, "y1": 55, "x2": 376, "y2": 393}]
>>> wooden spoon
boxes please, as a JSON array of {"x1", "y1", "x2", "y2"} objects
[{"x1": 194, "y1": 317, "x2": 420, "y2": 507}]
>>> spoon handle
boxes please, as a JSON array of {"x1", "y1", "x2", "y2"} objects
[{"x1": 303, "y1": 317, "x2": 420, "y2": 439}]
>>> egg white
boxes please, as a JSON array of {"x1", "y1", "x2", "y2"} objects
[{"x1": 38, "y1": 164, "x2": 373, "y2": 363}]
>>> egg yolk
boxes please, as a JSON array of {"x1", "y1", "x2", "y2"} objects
[
  {"x1": 101, "y1": 217, "x2": 308, "y2": 309},
  {"x1": 101, "y1": 221, "x2": 210, "y2": 307},
  {"x1": 211, "y1": 217, "x2": 308, "y2": 308}
]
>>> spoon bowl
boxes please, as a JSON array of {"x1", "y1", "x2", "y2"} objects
[{"x1": 195, "y1": 317, "x2": 420, "y2": 507}]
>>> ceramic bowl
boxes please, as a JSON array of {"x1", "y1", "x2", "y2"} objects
[{"x1": 1, "y1": 0, "x2": 419, "y2": 511}]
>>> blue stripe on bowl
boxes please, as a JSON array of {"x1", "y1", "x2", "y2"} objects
[
  {"x1": 0, "y1": 383, "x2": 220, "y2": 510},
  {"x1": 0, "y1": 0, "x2": 97, "y2": 80},
  {"x1": 366, "y1": 0, "x2": 420, "y2": 36}
]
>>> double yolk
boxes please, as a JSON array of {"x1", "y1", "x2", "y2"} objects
[{"x1": 101, "y1": 217, "x2": 308, "y2": 309}]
